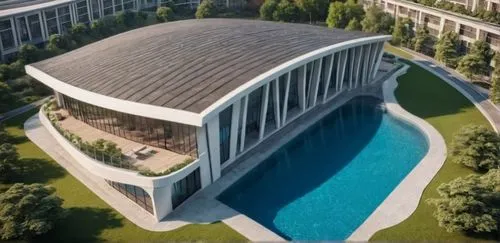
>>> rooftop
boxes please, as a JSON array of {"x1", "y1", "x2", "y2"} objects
[{"x1": 31, "y1": 19, "x2": 379, "y2": 113}]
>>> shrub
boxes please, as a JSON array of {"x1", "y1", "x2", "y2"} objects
[
  {"x1": 156, "y1": 7, "x2": 174, "y2": 22},
  {"x1": 450, "y1": 124, "x2": 500, "y2": 171},
  {"x1": 260, "y1": 0, "x2": 278, "y2": 20},
  {"x1": 427, "y1": 169, "x2": 500, "y2": 235},
  {"x1": 0, "y1": 183, "x2": 66, "y2": 240},
  {"x1": 18, "y1": 44, "x2": 41, "y2": 64},
  {"x1": 0, "y1": 143, "x2": 19, "y2": 182},
  {"x1": 196, "y1": 0, "x2": 216, "y2": 19},
  {"x1": 139, "y1": 158, "x2": 195, "y2": 176}
]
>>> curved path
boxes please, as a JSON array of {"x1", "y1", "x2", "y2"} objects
[{"x1": 396, "y1": 47, "x2": 500, "y2": 132}]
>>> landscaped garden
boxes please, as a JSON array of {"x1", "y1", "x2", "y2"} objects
[
  {"x1": 371, "y1": 49, "x2": 496, "y2": 241},
  {"x1": 0, "y1": 109, "x2": 247, "y2": 242}
]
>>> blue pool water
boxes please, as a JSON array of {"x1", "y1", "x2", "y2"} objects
[{"x1": 218, "y1": 96, "x2": 428, "y2": 240}]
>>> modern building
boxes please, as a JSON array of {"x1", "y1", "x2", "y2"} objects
[
  {"x1": 26, "y1": 19, "x2": 391, "y2": 222},
  {"x1": 0, "y1": 0, "x2": 201, "y2": 61},
  {"x1": 362, "y1": 0, "x2": 500, "y2": 52}
]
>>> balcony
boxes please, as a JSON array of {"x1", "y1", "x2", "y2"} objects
[{"x1": 45, "y1": 106, "x2": 192, "y2": 174}]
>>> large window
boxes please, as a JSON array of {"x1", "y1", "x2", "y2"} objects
[
  {"x1": 219, "y1": 105, "x2": 232, "y2": 164},
  {"x1": 106, "y1": 180, "x2": 154, "y2": 214},
  {"x1": 44, "y1": 10, "x2": 59, "y2": 35},
  {"x1": 27, "y1": 14, "x2": 42, "y2": 40},
  {"x1": 171, "y1": 168, "x2": 201, "y2": 209},
  {"x1": 0, "y1": 20, "x2": 15, "y2": 50},
  {"x1": 61, "y1": 95, "x2": 198, "y2": 157},
  {"x1": 76, "y1": 0, "x2": 90, "y2": 23},
  {"x1": 91, "y1": 0, "x2": 101, "y2": 19},
  {"x1": 57, "y1": 6, "x2": 72, "y2": 33},
  {"x1": 103, "y1": 0, "x2": 114, "y2": 16},
  {"x1": 16, "y1": 17, "x2": 29, "y2": 43}
]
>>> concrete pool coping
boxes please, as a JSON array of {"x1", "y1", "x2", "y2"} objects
[{"x1": 347, "y1": 64, "x2": 447, "y2": 240}]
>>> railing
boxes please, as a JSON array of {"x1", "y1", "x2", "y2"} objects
[{"x1": 42, "y1": 102, "x2": 137, "y2": 171}]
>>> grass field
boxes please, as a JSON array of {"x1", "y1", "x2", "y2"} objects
[
  {"x1": 371, "y1": 58, "x2": 494, "y2": 240},
  {"x1": 1, "y1": 110, "x2": 247, "y2": 242}
]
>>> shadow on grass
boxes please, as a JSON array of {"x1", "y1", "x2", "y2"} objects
[
  {"x1": 13, "y1": 158, "x2": 66, "y2": 184},
  {"x1": 394, "y1": 60, "x2": 476, "y2": 120},
  {"x1": 35, "y1": 207, "x2": 123, "y2": 243}
]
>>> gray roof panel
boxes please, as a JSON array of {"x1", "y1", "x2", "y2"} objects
[{"x1": 32, "y1": 19, "x2": 379, "y2": 113}]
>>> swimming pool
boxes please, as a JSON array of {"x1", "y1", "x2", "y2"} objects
[{"x1": 218, "y1": 96, "x2": 428, "y2": 240}]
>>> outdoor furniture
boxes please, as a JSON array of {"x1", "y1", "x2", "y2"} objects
[
  {"x1": 132, "y1": 145, "x2": 147, "y2": 153},
  {"x1": 137, "y1": 147, "x2": 155, "y2": 157},
  {"x1": 124, "y1": 151, "x2": 138, "y2": 159}
]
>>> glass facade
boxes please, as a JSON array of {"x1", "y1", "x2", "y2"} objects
[
  {"x1": 27, "y1": 14, "x2": 42, "y2": 41},
  {"x1": 171, "y1": 168, "x2": 201, "y2": 209},
  {"x1": 0, "y1": 20, "x2": 15, "y2": 50},
  {"x1": 106, "y1": 180, "x2": 154, "y2": 214},
  {"x1": 61, "y1": 94, "x2": 198, "y2": 157},
  {"x1": 219, "y1": 105, "x2": 232, "y2": 164}
]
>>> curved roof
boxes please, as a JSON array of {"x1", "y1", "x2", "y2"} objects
[{"x1": 30, "y1": 19, "x2": 380, "y2": 113}]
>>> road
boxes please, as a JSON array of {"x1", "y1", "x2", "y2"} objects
[{"x1": 0, "y1": 96, "x2": 50, "y2": 122}]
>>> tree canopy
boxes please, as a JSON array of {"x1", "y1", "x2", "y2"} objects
[
  {"x1": 413, "y1": 26, "x2": 432, "y2": 54},
  {"x1": 361, "y1": 5, "x2": 394, "y2": 34},
  {"x1": 0, "y1": 183, "x2": 66, "y2": 240},
  {"x1": 450, "y1": 124, "x2": 500, "y2": 171},
  {"x1": 260, "y1": 0, "x2": 278, "y2": 20},
  {"x1": 195, "y1": 0, "x2": 217, "y2": 19},
  {"x1": 273, "y1": 0, "x2": 299, "y2": 22},
  {"x1": 391, "y1": 17, "x2": 414, "y2": 48},
  {"x1": 427, "y1": 169, "x2": 500, "y2": 235},
  {"x1": 345, "y1": 18, "x2": 362, "y2": 31},
  {"x1": 326, "y1": 0, "x2": 364, "y2": 29},
  {"x1": 457, "y1": 40, "x2": 492, "y2": 79},
  {"x1": 156, "y1": 6, "x2": 174, "y2": 22},
  {"x1": 295, "y1": 0, "x2": 329, "y2": 23},
  {"x1": 435, "y1": 31, "x2": 459, "y2": 67},
  {"x1": 490, "y1": 53, "x2": 500, "y2": 104}
]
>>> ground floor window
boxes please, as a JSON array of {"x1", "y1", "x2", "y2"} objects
[
  {"x1": 171, "y1": 168, "x2": 201, "y2": 209},
  {"x1": 106, "y1": 180, "x2": 154, "y2": 214}
]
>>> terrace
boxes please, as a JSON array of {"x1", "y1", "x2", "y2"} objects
[{"x1": 48, "y1": 108, "x2": 192, "y2": 173}]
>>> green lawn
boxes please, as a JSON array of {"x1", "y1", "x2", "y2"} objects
[
  {"x1": 384, "y1": 43, "x2": 414, "y2": 60},
  {"x1": 371, "y1": 60, "x2": 495, "y2": 240},
  {"x1": 2, "y1": 110, "x2": 247, "y2": 242}
]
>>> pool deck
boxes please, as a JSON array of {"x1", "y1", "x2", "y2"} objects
[{"x1": 347, "y1": 65, "x2": 447, "y2": 240}]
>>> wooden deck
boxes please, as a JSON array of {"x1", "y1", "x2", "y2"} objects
[{"x1": 57, "y1": 112, "x2": 190, "y2": 173}]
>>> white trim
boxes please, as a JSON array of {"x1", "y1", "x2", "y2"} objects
[{"x1": 25, "y1": 65, "x2": 204, "y2": 126}]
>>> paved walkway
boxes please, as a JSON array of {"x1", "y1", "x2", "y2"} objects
[
  {"x1": 0, "y1": 96, "x2": 50, "y2": 122},
  {"x1": 398, "y1": 47, "x2": 500, "y2": 132}
]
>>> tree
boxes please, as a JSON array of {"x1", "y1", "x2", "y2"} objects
[
  {"x1": 435, "y1": 31, "x2": 459, "y2": 67},
  {"x1": 457, "y1": 53, "x2": 488, "y2": 79},
  {"x1": 17, "y1": 44, "x2": 41, "y2": 64},
  {"x1": 272, "y1": 0, "x2": 299, "y2": 22},
  {"x1": 470, "y1": 40, "x2": 493, "y2": 64},
  {"x1": 450, "y1": 124, "x2": 500, "y2": 171},
  {"x1": 260, "y1": 0, "x2": 278, "y2": 20},
  {"x1": 427, "y1": 169, "x2": 500, "y2": 234},
  {"x1": 0, "y1": 83, "x2": 13, "y2": 113},
  {"x1": 345, "y1": 18, "x2": 362, "y2": 31},
  {"x1": 69, "y1": 23, "x2": 89, "y2": 45},
  {"x1": 361, "y1": 5, "x2": 394, "y2": 34},
  {"x1": 391, "y1": 17, "x2": 414, "y2": 47},
  {"x1": 295, "y1": 0, "x2": 329, "y2": 24},
  {"x1": 490, "y1": 53, "x2": 500, "y2": 104},
  {"x1": 156, "y1": 7, "x2": 174, "y2": 22},
  {"x1": 45, "y1": 34, "x2": 73, "y2": 55},
  {"x1": 413, "y1": 26, "x2": 432, "y2": 54},
  {"x1": 115, "y1": 11, "x2": 137, "y2": 28},
  {"x1": 326, "y1": 0, "x2": 364, "y2": 29},
  {"x1": 195, "y1": 0, "x2": 216, "y2": 19},
  {"x1": 0, "y1": 183, "x2": 66, "y2": 240},
  {"x1": 0, "y1": 143, "x2": 18, "y2": 182}
]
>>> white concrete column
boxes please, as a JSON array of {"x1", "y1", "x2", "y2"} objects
[
  {"x1": 418, "y1": 11, "x2": 423, "y2": 26},
  {"x1": 272, "y1": 79, "x2": 281, "y2": 128},
  {"x1": 472, "y1": 0, "x2": 477, "y2": 11},
  {"x1": 259, "y1": 83, "x2": 270, "y2": 140},
  {"x1": 309, "y1": 58, "x2": 323, "y2": 107},
  {"x1": 54, "y1": 91, "x2": 64, "y2": 107},
  {"x1": 348, "y1": 48, "x2": 355, "y2": 90},
  {"x1": 239, "y1": 96, "x2": 248, "y2": 152},
  {"x1": 9, "y1": 18, "x2": 19, "y2": 48},
  {"x1": 25, "y1": 16, "x2": 32, "y2": 41},
  {"x1": 151, "y1": 185, "x2": 172, "y2": 221},
  {"x1": 371, "y1": 42, "x2": 384, "y2": 80},
  {"x1": 195, "y1": 126, "x2": 212, "y2": 187},
  {"x1": 367, "y1": 43, "x2": 379, "y2": 83},
  {"x1": 322, "y1": 54, "x2": 334, "y2": 102},
  {"x1": 206, "y1": 116, "x2": 221, "y2": 181},
  {"x1": 354, "y1": 46, "x2": 363, "y2": 89},
  {"x1": 298, "y1": 65, "x2": 307, "y2": 112},
  {"x1": 337, "y1": 50, "x2": 348, "y2": 91},
  {"x1": 229, "y1": 100, "x2": 241, "y2": 160},
  {"x1": 42, "y1": 11, "x2": 49, "y2": 39},
  {"x1": 281, "y1": 72, "x2": 291, "y2": 126},
  {"x1": 455, "y1": 23, "x2": 460, "y2": 33},
  {"x1": 487, "y1": 0, "x2": 492, "y2": 10},
  {"x1": 362, "y1": 44, "x2": 372, "y2": 85},
  {"x1": 438, "y1": 17, "x2": 445, "y2": 38},
  {"x1": 38, "y1": 12, "x2": 47, "y2": 41}
]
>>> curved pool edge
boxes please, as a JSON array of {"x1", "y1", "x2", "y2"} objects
[{"x1": 347, "y1": 64, "x2": 447, "y2": 241}]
